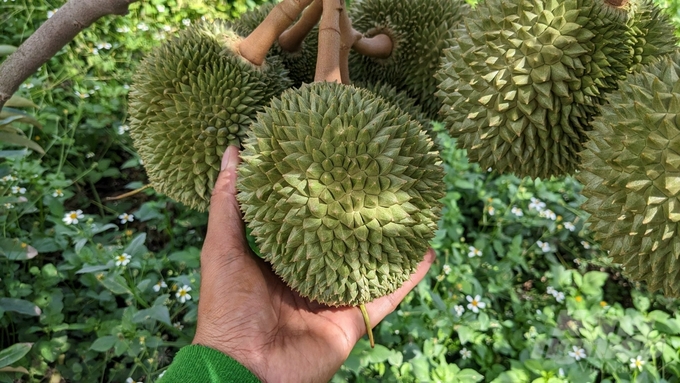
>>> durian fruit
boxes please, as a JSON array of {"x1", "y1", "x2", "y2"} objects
[
  {"x1": 578, "y1": 52, "x2": 680, "y2": 296},
  {"x1": 128, "y1": 21, "x2": 292, "y2": 211},
  {"x1": 229, "y1": 3, "x2": 319, "y2": 87},
  {"x1": 436, "y1": 0, "x2": 636, "y2": 179},
  {"x1": 355, "y1": 81, "x2": 431, "y2": 133},
  {"x1": 627, "y1": 0, "x2": 678, "y2": 72},
  {"x1": 348, "y1": 0, "x2": 471, "y2": 118},
  {"x1": 237, "y1": 82, "x2": 445, "y2": 306}
]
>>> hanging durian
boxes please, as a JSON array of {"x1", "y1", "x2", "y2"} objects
[
  {"x1": 578, "y1": 51, "x2": 680, "y2": 296},
  {"x1": 436, "y1": 0, "x2": 636, "y2": 179},
  {"x1": 348, "y1": 0, "x2": 471, "y2": 118},
  {"x1": 128, "y1": 20, "x2": 292, "y2": 211},
  {"x1": 237, "y1": 82, "x2": 445, "y2": 306},
  {"x1": 627, "y1": 0, "x2": 678, "y2": 71}
]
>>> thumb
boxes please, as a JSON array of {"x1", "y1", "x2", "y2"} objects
[{"x1": 205, "y1": 145, "x2": 244, "y2": 242}]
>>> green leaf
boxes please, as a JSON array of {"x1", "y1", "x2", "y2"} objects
[
  {"x1": 365, "y1": 344, "x2": 392, "y2": 363},
  {"x1": 132, "y1": 305, "x2": 171, "y2": 326},
  {"x1": 124, "y1": 233, "x2": 147, "y2": 257},
  {"x1": 580, "y1": 271, "x2": 608, "y2": 296},
  {"x1": 457, "y1": 325, "x2": 476, "y2": 344},
  {"x1": 168, "y1": 247, "x2": 201, "y2": 268},
  {"x1": 0, "y1": 343, "x2": 31, "y2": 369},
  {"x1": 90, "y1": 336, "x2": 117, "y2": 352},
  {"x1": 4, "y1": 95, "x2": 37, "y2": 109},
  {"x1": 0, "y1": 298, "x2": 41, "y2": 316},
  {"x1": 457, "y1": 368, "x2": 484, "y2": 382},
  {"x1": 0, "y1": 108, "x2": 42, "y2": 129},
  {"x1": 0, "y1": 238, "x2": 38, "y2": 260},
  {"x1": 0, "y1": 45, "x2": 16, "y2": 56},
  {"x1": 76, "y1": 264, "x2": 111, "y2": 274},
  {"x1": 99, "y1": 274, "x2": 131, "y2": 295},
  {"x1": 0, "y1": 132, "x2": 44, "y2": 154}
]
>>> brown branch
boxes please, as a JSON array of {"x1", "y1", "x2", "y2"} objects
[
  {"x1": 278, "y1": 0, "x2": 322, "y2": 53},
  {"x1": 353, "y1": 32, "x2": 393, "y2": 59},
  {"x1": 314, "y1": 0, "x2": 343, "y2": 83},
  {"x1": 0, "y1": 0, "x2": 139, "y2": 110},
  {"x1": 339, "y1": 10, "x2": 361, "y2": 84},
  {"x1": 240, "y1": 0, "x2": 315, "y2": 66}
]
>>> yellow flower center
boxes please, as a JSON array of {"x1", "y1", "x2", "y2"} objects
[{"x1": 70, "y1": 213, "x2": 78, "y2": 219}]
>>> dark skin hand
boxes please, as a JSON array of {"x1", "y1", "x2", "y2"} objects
[{"x1": 193, "y1": 145, "x2": 436, "y2": 383}]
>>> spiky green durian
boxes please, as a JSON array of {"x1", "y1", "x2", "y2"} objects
[
  {"x1": 355, "y1": 81, "x2": 431, "y2": 132},
  {"x1": 229, "y1": 3, "x2": 319, "y2": 87},
  {"x1": 237, "y1": 82, "x2": 445, "y2": 306},
  {"x1": 348, "y1": 0, "x2": 471, "y2": 118},
  {"x1": 578, "y1": 52, "x2": 680, "y2": 296},
  {"x1": 628, "y1": 0, "x2": 678, "y2": 71},
  {"x1": 128, "y1": 20, "x2": 291, "y2": 211},
  {"x1": 436, "y1": 0, "x2": 635, "y2": 179}
]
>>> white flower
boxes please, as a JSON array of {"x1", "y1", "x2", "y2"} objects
[
  {"x1": 22, "y1": 83, "x2": 34, "y2": 89},
  {"x1": 116, "y1": 26, "x2": 130, "y2": 33},
  {"x1": 487, "y1": 206, "x2": 495, "y2": 216},
  {"x1": 118, "y1": 212, "x2": 135, "y2": 224},
  {"x1": 529, "y1": 197, "x2": 546, "y2": 211},
  {"x1": 630, "y1": 355, "x2": 645, "y2": 371},
  {"x1": 537, "y1": 240, "x2": 551, "y2": 253},
  {"x1": 163, "y1": 25, "x2": 172, "y2": 32},
  {"x1": 74, "y1": 90, "x2": 89, "y2": 99},
  {"x1": 11, "y1": 186, "x2": 26, "y2": 194},
  {"x1": 115, "y1": 253, "x2": 131, "y2": 267},
  {"x1": 176, "y1": 285, "x2": 192, "y2": 303},
  {"x1": 153, "y1": 280, "x2": 168, "y2": 292},
  {"x1": 125, "y1": 378, "x2": 141, "y2": 383},
  {"x1": 454, "y1": 305, "x2": 464, "y2": 316},
  {"x1": 466, "y1": 295, "x2": 486, "y2": 313},
  {"x1": 156, "y1": 4, "x2": 166, "y2": 12},
  {"x1": 568, "y1": 346, "x2": 586, "y2": 360},
  {"x1": 47, "y1": 8, "x2": 58, "y2": 18},
  {"x1": 158, "y1": 371, "x2": 166, "y2": 379},
  {"x1": 63, "y1": 210, "x2": 85, "y2": 225},
  {"x1": 467, "y1": 246, "x2": 482, "y2": 258},
  {"x1": 0, "y1": 174, "x2": 17, "y2": 183},
  {"x1": 581, "y1": 241, "x2": 591, "y2": 249},
  {"x1": 52, "y1": 189, "x2": 64, "y2": 197},
  {"x1": 539, "y1": 209, "x2": 557, "y2": 220},
  {"x1": 182, "y1": 18, "x2": 191, "y2": 26},
  {"x1": 123, "y1": 84, "x2": 130, "y2": 90},
  {"x1": 86, "y1": 152, "x2": 95, "y2": 158},
  {"x1": 3, "y1": 203, "x2": 14, "y2": 209},
  {"x1": 436, "y1": 274, "x2": 445, "y2": 282},
  {"x1": 173, "y1": 321, "x2": 184, "y2": 330},
  {"x1": 564, "y1": 222, "x2": 576, "y2": 232},
  {"x1": 442, "y1": 264, "x2": 452, "y2": 275},
  {"x1": 117, "y1": 124, "x2": 130, "y2": 135},
  {"x1": 137, "y1": 22, "x2": 149, "y2": 31},
  {"x1": 555, "y1": 291, "x2": 565, "y2": 303},
  {"x1": 511, "y1": 206, "x2": 523, "y2": 217},
  {"x1": 460, "y1": 348, "x2": 472, "y2": 359},
  {"x1": 558, "y1": 368, "x2": 565, "y2": 377},
  {"x1": 546, "y1": 286, "x2": 556, "y2": 295}
]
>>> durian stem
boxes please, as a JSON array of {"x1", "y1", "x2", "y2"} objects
[
  {"x1": 104, "y1": 184, "x2": 152, "y2": 201},
  {"x1": 240, "y1": 0, "x2": 315, "y2": 66},
  {"x1": 314, "y1": 0, "x2": 344, "y2": 83},
  {"x1": 359, "y1": 304, "x2": 375, "y2": 348},
  {"x1": 353, "y1": 32, "x2": 393, "y2": 59},
  {"x1": 339, "y1": 8, "x2": 362, "y2": 84},
  {"x1": 278, "y1": 0, "x2": 323, "y2": 53}
]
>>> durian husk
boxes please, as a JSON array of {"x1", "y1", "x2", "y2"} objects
[
  {"x1": 627, "y1": 0, "x2": 679, "y2": 72},
  {"x1": 348, "y1": 0, "x2": 471, "y2": 119},
  {"x1": 237, "y1": 82, "x2": 445, "y2": 306},
  {"x1": 435, "y1": 0, "x2": 635, "y2": 179},
  {"x1": 128, "y1": 21, "x2": 291, "y2": 211},
  {"x1": 578, "y1": 51, "x2": 680, "y2": 297}
]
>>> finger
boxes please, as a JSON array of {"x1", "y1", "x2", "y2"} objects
[
  {"x1": 205, "y1": 145, "x2": 246, "y2": 248},
  {"x1": 362, "y1": 248, "x2": 436, "y2": 326}
]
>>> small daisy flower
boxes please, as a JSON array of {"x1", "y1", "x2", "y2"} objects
[
  {"x1": 74, "y1": 90, "x2": 89, "y2": 99},
  {"x1": 158, "y1": 371, "x2": 166, "y2": 379},
  {"x1": 115, "y1": 253, "x2": 131, "y2": 267},
  {"x1": 22, "y1": 83, "x2": 34, "y2": 89},
  {"x1": 537, "y1": 240, "x2": 551, "y2": 253},
  {"x1": 125, "y1": 378, "x2": 141, "y2": 383},
  {"x1": 162, "y1": 24, "x2": 172, "y2": 32},
  {"x1": 466, "y1": 295, "x2": 486, "y2": 313},
  {"x1": 63, "y1": 210, "x2": 85, "y2": 225},
  {"x1": 118, "y1": 212, "x2": 134, "y2": 224},
  {"x1": 436, "y1": 274, "x2": 445, "y2": 282},
  {"x1": 511, "y1": 206, "x2": 523, "y2": 217},
  {"x1": 137, "y1": 22, "x2": 149, "y2": 31},
  {"x1": 467, "y1": 246, "x2": 482, "y2": 258},
  {"x1": 156, "y1": 4, "x2": 166, "y2": 12},
  {"x1": 182, "y1": 18, "x2": 191, "y2": 26},
  {"x1": 546, "y1": 286, "x2": 556, "y2": 295},
  {"x1": 454, "y1": 305, "x2": 464, "y2": 316},
  {"x1": 3, "y1": 203, "x2": 14, "y2": 209},
  {"x1": 555, "y1": 291, "x2": 565, "y2": 303},
  {"x1": 86, "y1": 152, "x2": 95, "y2": 158},
  {"x1": 487, "y1": 206, "x2": 495, "y2": 216},
  {"x1": 600, "y1": 301, "x2": 609, "y2": 308},
  {"x1": 558, "y1": 368, "x2": 565, "y2": 377},
  {"x1": 564, "y1": 222, "x2": 576, "y2": 231},
  {"x1": 153, "y1": 280, "x2": 168, "y2": 292},
  {"x1": 460, "y1": 348, "x2": 472, "y2": 359},
  {"x1": 173, "y1": 321, "x2": 184, "y2": 330},
  {"x1": 117, "y1": 124, "x2": 130, "y2": 135},
  {"x1": 52, "y1": 189, "x2": 64, "y2": 197},
  {"x1": 539, "y1": 209, "x2": 557, "y2": 220},
  {"x1": 116, "y1": 26, "x2": 130, "y2": 33},
  {"x1": 47, "y1": 8, "x2": 58, "y2": 18},
  {"x1": 176, "y1": 285, "x2": 192, "y2": 303},
  {"x1": 630, "y1": 355, "x2": 645, "y2": 371},
  {"x1": 529, "y1": 197, "x2": 546, "y2": 211},
  {"x1": 11, "y1": 186, "x2": 26, "y2": 194},
  {"x1": 581, "y1": 241, "x2": 591, "y2": 249},
  {"x1": 568, "y1": 346, "x2": 586, "y2": 361},
  {"x1": 442, "y1": 264, "x2": 452, "y2": 275}
]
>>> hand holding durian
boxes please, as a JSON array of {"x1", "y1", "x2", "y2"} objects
[{"x1": 128, "y1": 0, "x2": 680, "y2": 365}]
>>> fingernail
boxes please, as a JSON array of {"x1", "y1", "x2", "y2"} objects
[{"x1": 221, "y1": 146, "x2": 238, "y2": 171}]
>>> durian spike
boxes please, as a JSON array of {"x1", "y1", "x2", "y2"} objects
[
  {"x1": 278, "y1": 0, "x2": 323, "y2": 53},
  {"x1": 359, "y1": 304, "x2": 375, "y2": 348},
  {"x1": 315, "y1": 0, "x2": 343, "y2": 82},
  {"x1": 352, "y1": 32, "x2": 392, "y2": 59},
  {"x1": 104, "y1": 184, "x2": 152, "y2": 201},
  {"x1": 339, "y1": 8, "x2": 362, "y2": 84},
  {"x1": 240, "y1": 0, "x2": 315, "y2": 65}
]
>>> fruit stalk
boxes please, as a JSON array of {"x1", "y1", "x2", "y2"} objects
[
  {"x1": 314, "y1": 0, "x2": 344, "y2": 82},
  {"x1": 278, "y1": 0, "x2": 323, "y2": 53},
  {"x1": 353, "y1": 33, "x2": 393, "y2": 59},
  {"x1": 339, "y1": 8, "x2": 362, "y2": 83},
  {"x1": 240, "y1": 0, "x2": 315, "y2": 66}
]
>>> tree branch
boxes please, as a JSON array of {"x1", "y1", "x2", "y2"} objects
[{"x1": 0, "y1": 0, "x2": 139, "y2": 110}]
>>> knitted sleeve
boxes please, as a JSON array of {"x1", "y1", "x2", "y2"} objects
[{"x1": 157, "y1": 345, "x2": 261, "y2": 383}]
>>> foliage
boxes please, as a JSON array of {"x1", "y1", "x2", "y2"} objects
[{"x1": 1, "y1": 0, "x2": 680, "y2": 382}]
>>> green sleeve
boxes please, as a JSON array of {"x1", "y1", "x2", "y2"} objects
[{"x1": 157, "y1": 345, "x2": 261, "y2": 383}]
